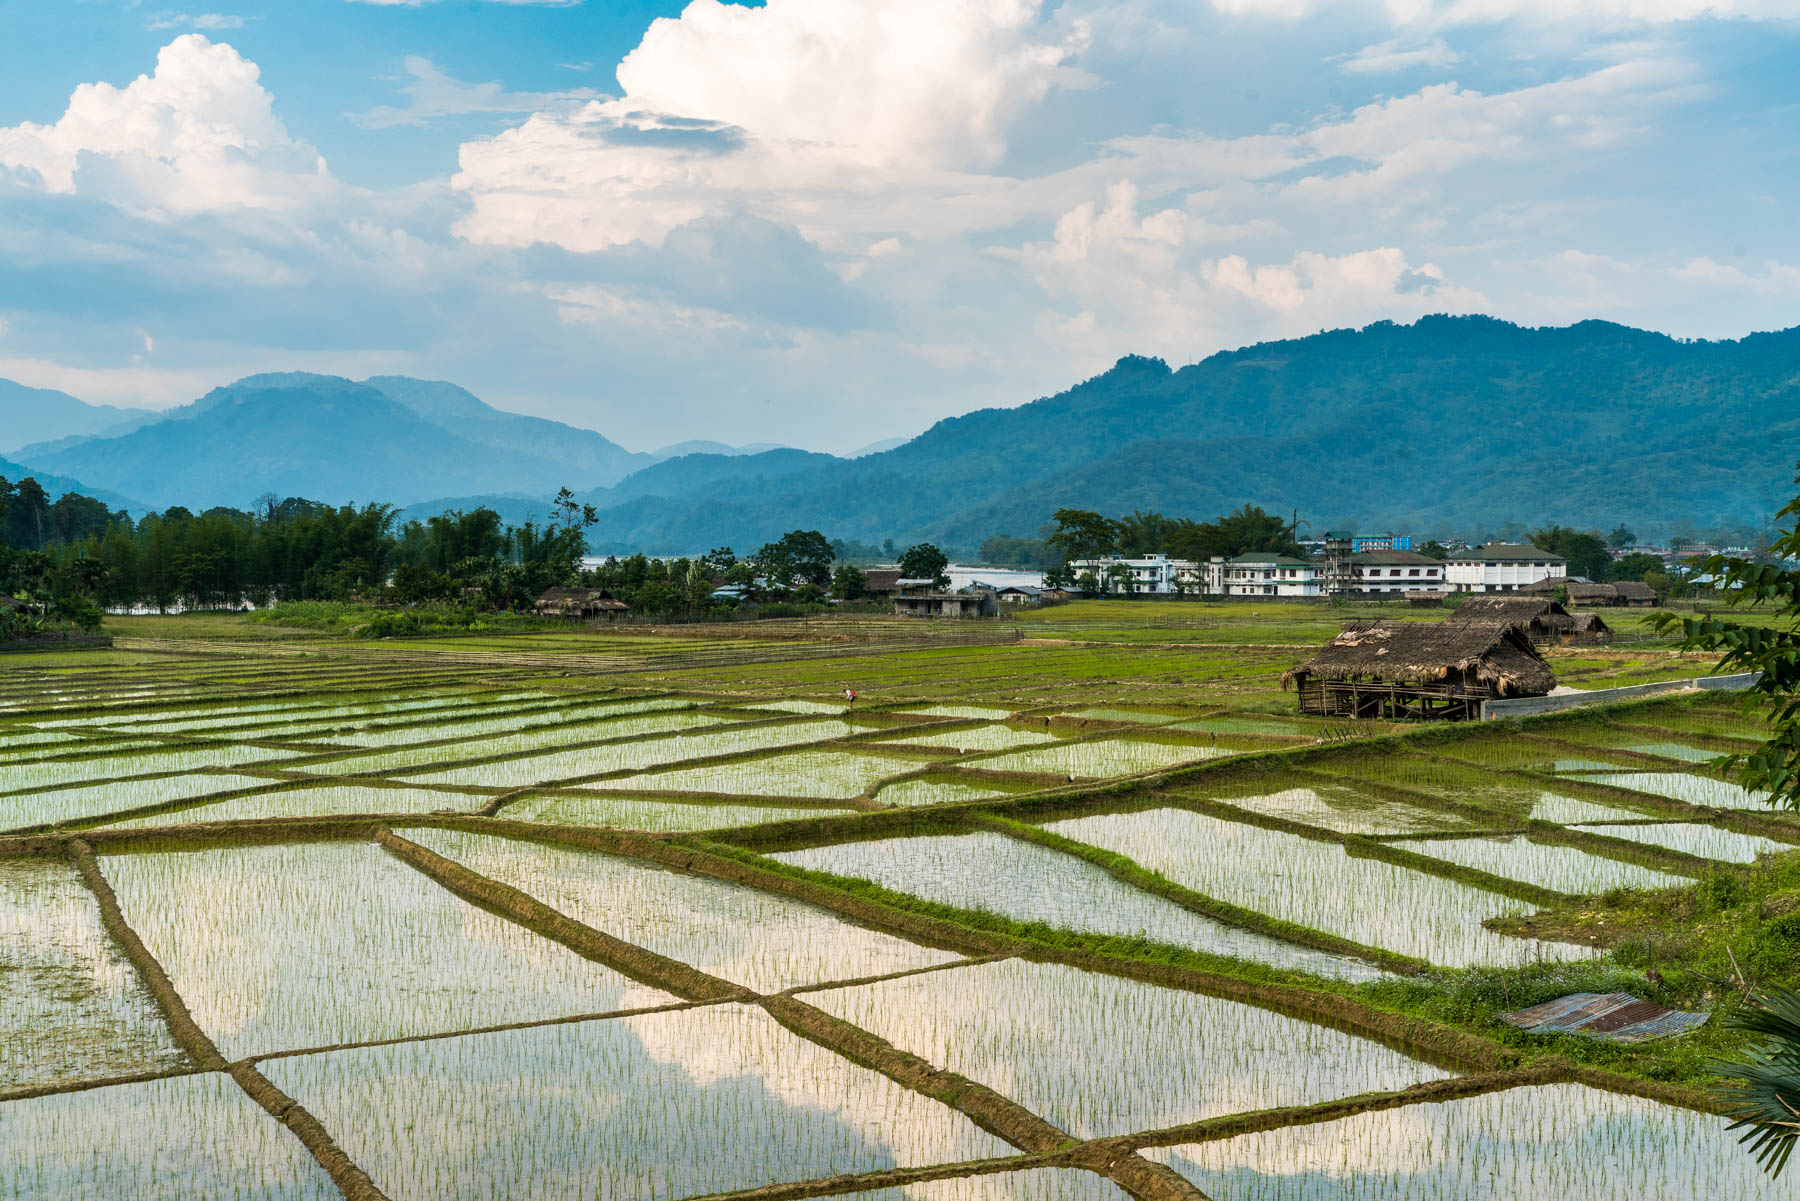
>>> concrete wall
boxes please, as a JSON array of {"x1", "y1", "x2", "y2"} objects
[{"x1": 1481, "y1": 672, "x2": 1761, "y2": 720}]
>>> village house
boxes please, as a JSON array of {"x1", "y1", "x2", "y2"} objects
[
  {"x1": 1215, "y1": 552, "x2": 1322, "y2": 597},
  {"x1": 892, "y1": 581, "x2": 998, "y2": 618},
  {"x1": 993, "y1": 584, "x2": 1046, "y2": 606},
  {"x1": 1283, "y1": 621, "x2": 1555, "y2": 721},
  {"x1": 1347, "y1": 549, "x2": 1448, "y2": 594},
  {"x1": 1066, "y1": 554, "x2": 1202, "y2": 595},
  {"x1": 1445, "y1": 543, "x2": 1567, "y2": 592},
  {"x1": 534, "y1": 587, "x2": 629, "y2": 620},
  {"x1": 1522, "y1": 577, "x2": 1659, "y2": 608},
  {"x1": 1452, "y1": 595, "x2": 1575, "y2": 646}
]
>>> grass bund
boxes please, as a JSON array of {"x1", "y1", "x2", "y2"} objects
[{"x1": 0, "y1": 606, "x2": 1790, "y2": 1196}]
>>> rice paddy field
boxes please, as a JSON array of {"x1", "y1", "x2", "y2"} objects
[{"x1": 0, "y1": 601, "x2": 1794, "y2": 1199}]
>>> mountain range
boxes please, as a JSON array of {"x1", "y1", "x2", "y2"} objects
[{"x1": 5, "y1": 314, "x2": 1798, "y2": 550}]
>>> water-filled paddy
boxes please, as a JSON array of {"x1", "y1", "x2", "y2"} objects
[
  {"x1": 878, "y1": 725, "x2": 1060, "y2": 753},
  {"x1": 1186, "y1": 783, "x2": 1476, "y2": 836},
  {"x1": 0, "y1": 744, "x2": 293, "y2": 795},
  {"x1": 1045, "y1": 808, "x2": 1593, "y2": 967},
  {"x1": 973, "y1": 737, "x2": 1227, "y2": 778},
  {"x1": 809, "y1": 1169, "x2": 1129, "y2": 1200},
  {"x1": 402, "y1": 718, "x2": 857, "y2": 789},
  {"x1": 0, "y1": 1071, "x2": 340, "y2": 1199},
  {"x1": 310, "y1": 709, "x2": 723, "y2": 775},
  {"x1": 0, "y1": 859, "x2": 186, "y2": 1090},
  {"x1": 1568, "y1": 771, "x2": 1769, "y2": 809},
  {"x1": 103, "y1": 841, "x2": 669, "y2": 1056},
  {"x1": 103, "y1": 783, "x2": 481, "y2": 827},
  {"x1": 1407, "y1": 834, "x2": 1694, "y2": 892},
  {"x1": 0, "y1": 772, "x2": 280, "y2": 831},
  {"x1": 1572, "y1": 821, "x2": 1794, "y2": 863},
  {"x1": 871, "y1": 776, "x2": 1024, "y2": 807},
  {"x1": 774, "y1": 832, "x2": 1382, "y2": 981},
  {"x1": 262, "y1": 1005, "x2": 1014, "y2": 1201},
  {"x1": 605, "y1": 748, "x2": 924, "y2": 799},
  {"x1": 407, "y1": 829, "x2": 957, "y2": 992},
  {"x1": 501, "y1": 791, "x2": 855, "y2": 831},
  {"x1": 1149, "y1": 1083, "x2": 1787, "y2": 1199},
  {"x1": 809, "y1": 960, "x2": 1443, "y2": 1137}
]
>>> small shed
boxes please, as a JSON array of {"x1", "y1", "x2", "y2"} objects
[
  {"x1": 1612, "y1": 580, "x2": 1659, "y2": 606},
  {"x1": 1563, "y1": 581, "x2": 1618, "y2": 606},
  {"x1": 1404, "y1": 590, "x2": 1447, "y2": 607},
  {"x1": 535, "y1": 587, "x2": 629, "y2": 620},
  {"x1": 1452, "y1": 596, "x2": 1575, "y2": 645},
  {"x1": 995, "y1": 585, "x2": 1045, "y2": 607},
  {"x1": 1570, "y1": 612, "x2": 1614, "y2": 642},
  {"x1": 893, "y1": 589, "x2": 998, "y2": 619},
  {"x1": 860, "y1": 568, "x2": 904, "y2": 597},
  {"x1": 1283, "y1": 622, "x2": 1555, "y2": 721}
]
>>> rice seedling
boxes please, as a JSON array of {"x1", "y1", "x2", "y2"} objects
[
  {"x1": 1523, "y1": 791, "x2": 1647, "y2": 823},
  {"x1": 1433, "y1": 738, "x2": 1622, "y2": 774},
  {"x1": 1059, "y1": 708, "x2": 1187, "y2": 724},
  {"x1": 1044, "y1": 809, "x2": 1595, "y2": 968},
  {"x1": 1405, "y1": 835, "x2": 1692, "y2": 893},
  {"x1": 0, "y1": 744, "x2": 294, "y2": 796},
  {"x1": 1181, "y1": 783, "x2": 1478, "y2": 836},
  {"x1": 870, "y1": 776, "x2": 1029, "y2": 807},
  {"x1": 1165, "y1": 716, "x2": 1311, "y2": 736},
  {"x1": 0, "y1": 858, "x2": 187, "y2": 1090},
  {"x1": 0, "y1": 772, "x2": 279, "y2": 831},
  {"x1": 310, "y1": 711, "x2": 725, "y2": 776},
  {"x1": 501, "y1": 792, "x2": 857, "y2": 831},
  {"x1": 1149, "y1": 1082, "x2": 1789, "y2": 1199},
  {"x1": 0, "y1": 729, "x2": 84, "y2": 754},
  {"x1": 807, "y1": 1169, "x2": 1130, "y2": 1199},
  {"x1": 773, "y1": 832, "x2": 1382, "y2": 982},
  {"x1": 249, "y1": 697, "x2": 681, "y2": 747},
  {"x1": 877, "y1": 725, "x2": 1061, "y2": 753},
  {"x1": 0, "y1": 1071, "x2": 340, "y2": 1199},
  {"x1": 1571, "y1": 821, "x2": 1795, "y2": 864},
  {"x1": 101, "y1": 783, "x2": 482, "y2": 827},
  {"x1": 402, "y1": 718, "x2": 859, "y2": 790},
  {"x1": 741, "y1": 699, "x2": 854, "y2": 714},
  {"x1": 895, "y1": 705, "x2": 1019, "y2": 720},
  {"x1": 103, "y1": 841, "x2": 672, "y2": 1056},
  {"x1": 1565, "y1": 771, "x2": 1770, "y2": 809},
  {"x1": 1618, "y1": 742, "x2": 1729, "y2": 764},
  {"x1": 971, "y1": 737, "x2": 1228, "y2": 779},
  {"x1": 606, "y1": 749, "x2": 925, "y2": 799},
  {"x1": 260, "y1": 1004, "x2": 1014, "y2": 1201},
  {"x1": 407, "y1": 829, "x2": 956, "y2": 992},
  {"x1": 808, "y1": 960, "x2": 1443, "y2": 1138}
]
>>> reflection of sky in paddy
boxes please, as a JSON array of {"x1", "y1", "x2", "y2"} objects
[
  {"x1": 313, "y1": 711, "x2": 722, "y2": 775},
  {"x1": 0, "y1": 1070, "x2": 338, "y2": 1199},
  {"x1": 811, "y1": 1167, "x2": 1130, "y2": 1200},
  {"x1": 263, "y1": 1004, "x2": 1013, "y2": 1201},
  {"x1": 103, "y1": 841, "x2": 670, "y2": 1057},
  {"x1": 1191, "y1": 785, "x2": 1473, "y2": 836},
  {"x1": 776, "y1": 832, "x2": 1382, "y2": 982},
  {"x1": 972, "y1": 738, "x2": 1227, "y2": 778},
  {"x1": 0, "y1": 744, "x2": 290, "y2": 793},
  {"x1": 605, "y1": 748, "x2": 922, "y2": 799},
  {"x1": 1567, "y1": 771, "x2": 1770, "y2": 809},
  {"x1": 1046, "y1": 808, "x2": 1596, "y2": 968},
  {"x1": 1407, "y1": 835, "x2": 1691, "y2": 893},
  {"x1": 103, "y1": 783, "x2": 481, "y2": 827},
  {"x1": 808, "y1": 960, "x2": 1444, "y2": 1138},
  {"x1": 0, "y1": 858, "x2": 187, "y2": 1089},
  {"x1": 502, "y1": 791, "x2": 852, "y2": 831},
  {"x1": 0, "y1": 772, "x2": 276, "y2": 831},
  {"x1": 1572, "y1": 821, "x2": 1793, "y2": 864},
  {"x1": 409, "y1": 828, "x2": 957, "y2": 992},
  {"x1": 1150, "y1": 1083, "x2": 1788, "y2": 1200}
]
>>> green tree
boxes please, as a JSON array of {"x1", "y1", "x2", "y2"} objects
[
  {"x1": 1608, "y1": 523, "x2": 1637, "y2": 549},
  {"x1": 1607, "y1": 551, "x2": 1665, "y2": 582},
  {"x1": 1418, "y1": 540, "x2": 1450, "y2": 560},
  {"x1": 1530, "y1": 525, "x2": 1611, "y2": 580},
  {"x1": 898, "y1": 543, "x2": 950, "y2": 589},
  {"x1": 1046, "y1": 509, "x2": 1119, "y2": 564},
  {"x1": 831, "y1": 563, "x2": 869, "y2": 600},
  {"x1": 756, "y1": 529, "x2": 835, "y2": 589}
]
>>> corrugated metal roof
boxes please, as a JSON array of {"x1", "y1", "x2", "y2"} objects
[{"x1": 1501, "y1": 992, "x2": 1709, "y2": 1043}]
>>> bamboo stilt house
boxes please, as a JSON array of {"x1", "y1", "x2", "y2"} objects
[
  {"x1": 1283, "y1": 622, "x2": 1555, "y2": 721},
  {"x1": 1450, "y1": 596, "x2": 1575, "y2": 646}
]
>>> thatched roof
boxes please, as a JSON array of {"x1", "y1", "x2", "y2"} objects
[
  {"x1": 1451, "y1": 595, "x2": 1574, "y2": 635},
  {"x1": 1563, "y1": 581, "x2": 1617, "y2": 604},
  {"x1": 1283, "y1": 622, "x2": 1555, "y2": 696},
  {"x1": 1572, "y1": 613, "x2": 1613, "y2": 636},
  {"x1": 1613, "y1": 581, "x2": 1658, "y2": 602}
]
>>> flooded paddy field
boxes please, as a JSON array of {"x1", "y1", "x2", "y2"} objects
[{"x1": 0, "y1": 606, "x2": 1789, "y2": 1197}]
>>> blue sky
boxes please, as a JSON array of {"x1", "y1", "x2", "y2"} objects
[{"x1": 1, "y1": 0, "x2": 1798, "y2": 453}]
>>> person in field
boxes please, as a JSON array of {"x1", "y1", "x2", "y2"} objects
[{"x1": 843, "y1": 688, "x2": 857, "y2": 705}]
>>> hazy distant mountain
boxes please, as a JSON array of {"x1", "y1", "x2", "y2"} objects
[
  {"x1": 563, "y1": 316, "x2": 1800, "y2": 552},
  {"x1": 0, "y1": 454, "x2": 144, "y2": 513},
  {"x1": 16, "y1": 373, "x2": 652, "y2": 511},
  {"x1": 652, "y1": 439, "x2": 792, "y2": 458},
  {"x1": 363, "y1": 377, "x2": 652, "y2": 487},
  {"x1": 845, "y1": 436, "x2": 910, "y2": 457},
  {"x1": 0, "y1": 380, "x2": 156, "y2": 456}
]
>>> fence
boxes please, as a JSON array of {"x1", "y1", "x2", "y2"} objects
[{"x1": 1480, "y1": 672, "x2": 1762, "y2": 720}]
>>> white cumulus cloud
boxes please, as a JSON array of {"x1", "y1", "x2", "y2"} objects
[{"x1": 0, "y1": 35, "x2": 327, "y2": 215}]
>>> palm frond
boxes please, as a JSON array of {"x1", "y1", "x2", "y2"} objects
[{"x1": 1718, "y1": 984, "x2": 1800, "y2": 1177}]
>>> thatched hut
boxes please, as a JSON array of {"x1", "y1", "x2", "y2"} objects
[
  {"x1": 1451, "y1": 596, "x2": 1575, "y2": 645},
  {"x1": 1283, "y1": 622, "x2": 1555, "y2": 721},
  {"x1": 1612, "y1": 581, "x2": 1658, "y2": 606},
  {"x1": 1571, "y1": 612, "x2": 1614, "y2": 642},
  {"x1": 534, "y1": 587, "x2": 629, "y2": 620}
]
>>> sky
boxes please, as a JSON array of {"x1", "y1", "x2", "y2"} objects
[{"x1": 1, "y1": 1, "x2": 1797, "y2": 454}]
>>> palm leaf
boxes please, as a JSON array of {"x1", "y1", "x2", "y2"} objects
[{"x1": 1719, "y1": 984, "x2": 1800, "y2": 1177}]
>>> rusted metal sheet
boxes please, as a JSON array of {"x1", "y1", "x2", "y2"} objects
[{"x1": 1502, "y1": 992, "x2": 1709, "y2": 1043}]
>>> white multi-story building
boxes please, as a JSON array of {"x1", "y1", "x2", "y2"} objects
[
  {"x1": 1446, "y1": 544, "x2": 1567, "y2": 593},
  {"x1": 1349, "y1": 550, "x2": 1448, "y2": 594},
  {"x1": 1067, "y1": 554, "x2": 1201, "y2": 594},
  {"x1": 1218, "y1": 553, "x2": 1322, "y2": 597}
]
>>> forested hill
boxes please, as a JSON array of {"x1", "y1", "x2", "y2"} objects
[{"x1": 574, "y1": 315, "x2": 1800, "y2": 551}]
